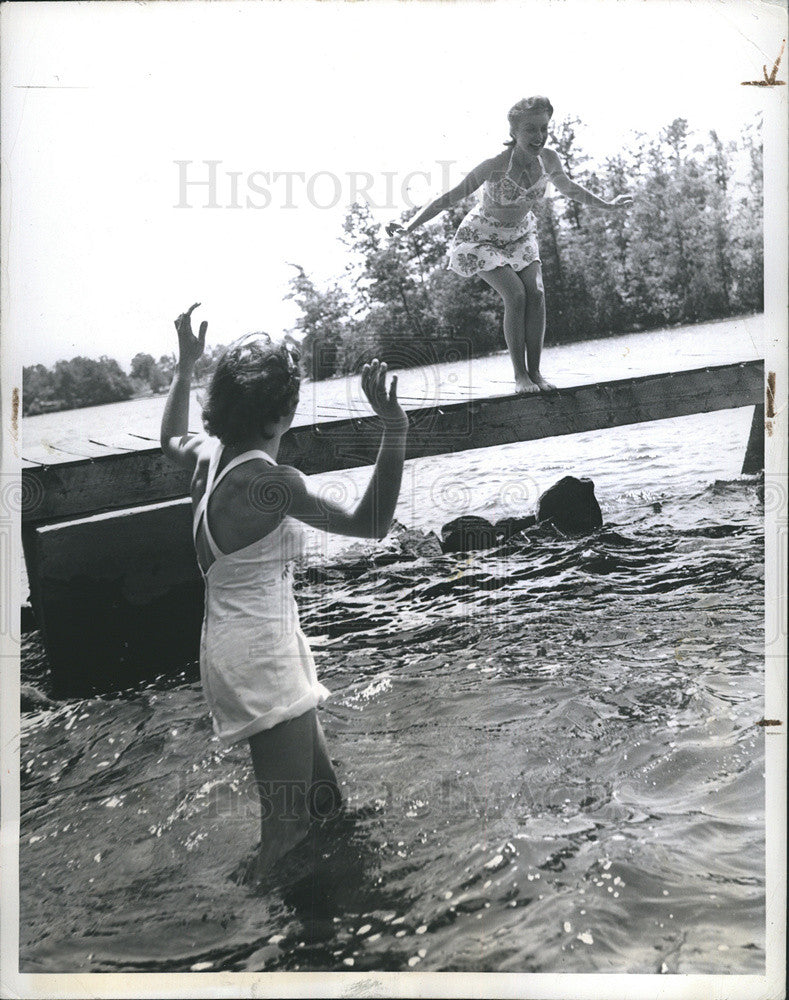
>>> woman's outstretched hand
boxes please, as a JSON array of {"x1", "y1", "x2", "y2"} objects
[
  {"x1": 385, "y1": 221, "x2": 408, "y2": 238},
  {"x1": 606, "y1": 194, "x2": 633, "y2": 209},
  {"x1": 174, "y1": 302, "x2": 207, "y2": 369},
  {"x1": 362, "y1": 359, "x2": 408, "y2": 431}
]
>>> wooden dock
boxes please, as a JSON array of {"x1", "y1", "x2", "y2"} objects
[
  {"x1": 22, "y1": 360, "x2": 765, "y2": 525},
  {"x1": 21, "y1": 359, "x2": 765, "y2": 695}
]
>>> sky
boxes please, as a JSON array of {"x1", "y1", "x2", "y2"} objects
[{"x1": 1, "y1": 0, "x2": 785, "y2": 369}]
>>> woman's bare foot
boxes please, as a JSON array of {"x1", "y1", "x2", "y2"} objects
[
  {"x1": 529, "y1": 371, "x2": 557, "y2": 394},
  {"x1": 248, "y1": 821, "x2": 311, "y2": 883},
  {"x1": 515, "y1": 373, "x2": 540, "y2": 395},
  {"x1": 230, "y1": 821, "x2": 315, "y2": 886},
  {"x1": 229, "y1": 844, "x2": 261, "y2": 885}
]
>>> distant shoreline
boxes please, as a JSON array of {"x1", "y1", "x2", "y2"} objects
[
  {"x1": 23, "y1": 378, "x2": 211, "y2": 418},
  {"x1": 22, "y1": 312, "x2": 763, "y2": 419}
]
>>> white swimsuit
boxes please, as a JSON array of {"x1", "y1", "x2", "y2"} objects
[{"x1": 193, "y1": 440, "x2": 329, "y2": 743}]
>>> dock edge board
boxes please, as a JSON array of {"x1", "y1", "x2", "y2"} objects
[{"x1": 21, "y1": 360, "x2": 764, "y2": 526}]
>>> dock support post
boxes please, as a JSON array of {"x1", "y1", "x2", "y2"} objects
[
  {"x1": 741, "y1": 403, "x2": 765, "y2": 475},
  {"x1": 29, "y1": 499, "x2": 204, "y2": 696},
  {"x1": 21, "y1": 526, "x2": 41, "y2": 621}
]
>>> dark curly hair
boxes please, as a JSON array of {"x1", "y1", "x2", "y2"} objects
[{"x1": 201, "y1": 333, "x2": 301, "y2": 446}]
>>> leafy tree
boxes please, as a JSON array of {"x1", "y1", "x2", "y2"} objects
[
  {"x1": 22, "y1": 365, "x2": 56, "y2": 415},
  {"x1": 52, "y1": 356, "x2": 134, "y2": 409},
  {"x1": 157, "y1": 353, "x2": 176, "y2": 384},
  {"x1": 286, "y1": 265, "x2": 356, "y2": 379},
  {"x1": 548, "y1": 116, "x2": 591, "y2": 230},
  {"x1": 130, "y1": 352, "x2": 156, "y2": 382},
  {"x1": 728, "y1": 118, "x2": 763, "y2": 313},
  {"x1": 193, "y1": 345, "x2": 228, "y2": 384},
  {"x1": 130, "y1": 352, "x2": 169, "y2": 393},
  {"x1": 287, "y1": 117, "x2": 763, "y2": 378}
]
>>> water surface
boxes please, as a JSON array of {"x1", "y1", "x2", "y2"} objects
[{"x1": 20, "y1": 321, "x2": 766, "y2": 974}]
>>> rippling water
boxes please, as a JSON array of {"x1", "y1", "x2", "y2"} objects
[{"x1": 19, "y1": 324, "x2": 766, "y2": 974}]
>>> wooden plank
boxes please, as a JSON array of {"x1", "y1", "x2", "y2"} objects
[
  {"x1": 741, "y1": 403, "x2": 765, "y2": 474},
  {"x1": 32, "y1": 501, "x2": 203, "y2": 695},
  {"x1": 23, "y1": 448, "x2": 193, "y2": 526},
  {"x1": 21, "y1": 360, "x2": 764, "y2": 525}
]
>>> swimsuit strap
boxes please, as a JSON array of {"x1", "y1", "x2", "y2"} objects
[
  {"x1": 504, "y1": 151, "x2": 547, "y2": 194},
  {"x1": 193, "y1": 444, "x2": 277, "y2": 561},
  {"x1": 485, "y1": 151, "x2": 548, "y2": 208},
  {"x1": 488, "y1": 154, "x2": 514, "y2": 193},
  {"x1": 484, "y1": 151, "x2": 513, "y2": 192},
  {"x1": 192, "y1": 441, "x2": 222, "y2": 552},
  {"x1": 212, "y1": 448, "x2": 277, "y2": 491}
]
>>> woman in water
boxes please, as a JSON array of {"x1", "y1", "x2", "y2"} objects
[
  {"x1": 160, "y1": 303, "x2": 408, "y2": 877},
  {"x1": 388, "y1": 96, "x2": 632, "y2": 394}
]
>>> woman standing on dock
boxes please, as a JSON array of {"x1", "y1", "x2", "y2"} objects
[
  {"x1": 160, "y1": 303, "x2": 408, "y2": 879},
  {"x1": 388, "y1": 96, "x2": 632, "y2": 394}
]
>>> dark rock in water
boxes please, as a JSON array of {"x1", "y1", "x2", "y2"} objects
[
  {"x1": 441, "y1": 516, "x2": 500, "y2": 553},
  {"x1": 390, "y1": 524, "x2": 444, "y2": 558},
  {"x1": 20, "y1": 683, "x2": 56, "y2": 713},
  {"x1": 440, "y1": 478, "x2": 601, "y2": 552},
  {"x1": 537, "y1": 476, "x2": 602, "y2": 534},
  {"x1": 494, "y1": 515, "x2": 537, "y2": 541}
]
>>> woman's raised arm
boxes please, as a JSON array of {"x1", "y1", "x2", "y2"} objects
[
  {"x1": 275, "y1": 361, "x2": 408, "y2": 540},
  {"x1": 387, "y1": 155, "x2": 502, "y2": 236},
  {"x1": 542, "y1": 148, "x2": 632, "y2": 210},
  {"x1": 160, "y1": 303, "x2": 207, "y2": 470}
]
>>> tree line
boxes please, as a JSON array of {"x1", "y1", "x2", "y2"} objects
[
  {"x1": 22, "y1": 347, "x2": 226, "y2": 416},
  {"x1": 288, "y1": 117, "x2": 763, "y2": 379}
]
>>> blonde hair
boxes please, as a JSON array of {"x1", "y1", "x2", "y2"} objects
[{"x1": 506, "y1": 96, "x2": 554, "y2": 145}]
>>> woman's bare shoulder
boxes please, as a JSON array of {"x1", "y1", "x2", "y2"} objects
[
  {"x1": 540, "y1": 147, "x2": 564, "y2": 174},
  {"x1": 190, "y1": 435, "x2": 215, "y2": 467},
  {"x1": 464, "y1": 149, "x2": 508, "y2": 185},
  {"x1": 189, "y1": 437, "x2": 214, "y2": 498},
  {"x1": 486, "y1": 148, "x2": 511, "y2": 171},
  {"x1": 221, "y1": 458, "x2": 304, "y2": 506}
]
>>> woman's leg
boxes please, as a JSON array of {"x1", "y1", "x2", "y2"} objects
[
  {"x1": 479, "y1": 266, "x2": 537, "y2": 394},
  {"x1": 310, "y1": 714, "x2": 342, "y2": 821},
  {"x1": 248, "y1": 709, "x2": 316, "y2": 874},
  {"x1": 516, "y1": 261, "x2": 555, "y2": 392}
]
